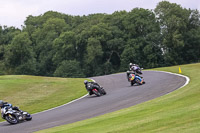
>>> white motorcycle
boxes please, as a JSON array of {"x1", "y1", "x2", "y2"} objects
[{"x1": 1, "y1": 106, "x2": 32, "y2": 124}]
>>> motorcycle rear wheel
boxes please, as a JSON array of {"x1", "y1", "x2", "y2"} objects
[
  {"x1": 92, "y1": 89, "x2": 101, "y2": 97},
  {"x1": 131, "y1": 81, "x2": 135, "y2": 86}
]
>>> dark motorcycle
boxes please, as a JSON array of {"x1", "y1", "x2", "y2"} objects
[
  {"x1": 127, "y1": 66, "x2": 143, "y2": 78},
  {"x1": 130, "y1": 66, "x2": 143, "y2": 74},
  {"x1": 136, "y1": 67, "x2": 143, "y2": 74},
  {"x1": 128, "y1": 73, "x2": 145, "y2": 86},
  {"x1": 1, "y1": 106, "x2": 32, "y2": 124},
  {"x1": 86, "y1": 82, "x2": 106, "y2": 97}
]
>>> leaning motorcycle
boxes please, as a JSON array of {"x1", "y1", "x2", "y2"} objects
[
  {"x1": 128, "y1": 73, "x2": 145, "y2": 86},
  {"x1": 1, "y1": 107, "x2": 32, "y2": 124},
  {"x1": 86, "y1": 83, "x2": 106, "y2": 97},
  {"x1": 136, "y1": 67, "x2": 143, "y2": 74}
]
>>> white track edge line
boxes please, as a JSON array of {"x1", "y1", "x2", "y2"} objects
[
  {"x1": 33, "y1": 78, "x2": 96, "y2": 115},
  {"x1": 0, "y1": 72, "x2": 189, "y2": 123},
  {"x1": 147, "y1": 70, "x2": 190, "y2": 89},
  {"x1": 33, "y1": 93, "x2": 89, "y2": 115},
  {"x1": 0, "y1": 78, "x2": 95, "y2": 123}
]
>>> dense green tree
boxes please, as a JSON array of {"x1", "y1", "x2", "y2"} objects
[
  {"x1": 33, "y1": 17, "x2": 69, "y2": 76},
  {"x1": 0, "y1": 26, "x2": 20, "y2": 45},
  {"x1": 183, "y1": 28, "x2": 200, "y2": 63},
  {"x1": 182, "y1": 9, "x2": 200, "y2": 63},
  {"x1": 104, "y1": 11, "x2": 127, "y2": 31},
  {"x1": 106, "y1": 38, "x2": 124, "y2": 69},
  {"x1": 54, "y1": 60, "x2": 85, "y2": 78},
  {"x1": 0, "y1": 26, "x2": 20, "y2": 61},
  {"x1": 155, "y1": 1, "x2": 190, "y2": 65},
  {"x1": 84, "y1": 37, "x2": 103, "y2": 76},
  {"x1": 120, "y1": 41, "x2": 137, "y2": 71},
  {"x1": 4, "y1": 32, "x2": 36, "y2": 74},
  {"x1": 121, "y1": 8, "x2": 163, "y2": 70},
  {"x1": 0, "y1": 1, "x2": 199, "y2": 77},
  {"x1": 52, "y1": 31, "x2": 77, "y2": 66},
  {"x1": 123, "y1": 8, "x2": 159, "y2": 38}
]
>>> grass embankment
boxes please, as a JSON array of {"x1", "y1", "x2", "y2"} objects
[
  {"x1": 36, "y1": 63, "x2": 200, "y2": 133},
  {"x1": 0, "y1": 75, "x2": 88, "y2": 122}
]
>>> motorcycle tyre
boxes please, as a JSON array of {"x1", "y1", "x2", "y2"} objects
[
  {"x1": 25, "y1": 114, "x2": 32, "y2": 121},
  {"x1": 5, "y1": 115, "x2": 18, "y2": 124},
  {"x1": 136, "y1": 79, "x2": 142, "y2": 85},
  {"x1": 92, "y1": 89, "x2": 101, "y2": 97},
  {"x1": 131, "y1": 81, "x2": 134, "y2": 86},
  {"x1": 101, "y1": 89, "x2": 107, "y2": 95}
]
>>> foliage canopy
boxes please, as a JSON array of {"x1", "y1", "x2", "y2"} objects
[{"x1": 0, "y1": 1, "x2": 199, "y2": 77}]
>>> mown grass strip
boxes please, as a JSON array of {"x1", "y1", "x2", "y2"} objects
[{"x1": 0, "y1": 75, "x2": 88, "y2": 122}]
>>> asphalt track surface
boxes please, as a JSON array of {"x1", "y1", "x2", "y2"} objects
[{"x1": 0, "y1": 71, "x2": 187, "y2": 133}]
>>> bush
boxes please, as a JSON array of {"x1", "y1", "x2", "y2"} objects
[{"x1": 54, "y1": 60, "x2": 85, "y2": 78}]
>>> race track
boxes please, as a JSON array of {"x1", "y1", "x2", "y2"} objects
[{"x1": 0, "y1": 71, "x2": 187, "y2": 133}]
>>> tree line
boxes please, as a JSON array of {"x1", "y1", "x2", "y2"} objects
[{"x1": 0, "y1": 1, "x2": 199, "y2": 77}]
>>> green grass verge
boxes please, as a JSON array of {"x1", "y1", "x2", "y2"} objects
[
  {"x1": 36, "y1": 63, "x2": 200, "y2": 133},
  {"x1": 0, "y1": 75, "x2": 88, "y2": 122}
]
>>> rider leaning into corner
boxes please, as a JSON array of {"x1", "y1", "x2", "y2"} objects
[
  {"x1": 84, "y1": 80, "x2": 106, "y2": 95},
  {"x1": 127, "y1": 63, "x2": 143, "y2": 81},
  {"x1": 129, "y1": 63, "x2": 142, "y2": 74},
  {"x1": 0, "y1": 100, "x2": 21, "y2": 112}
]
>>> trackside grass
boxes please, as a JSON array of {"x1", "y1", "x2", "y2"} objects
[
  {"x1": 0, "y1": 75, "x2": 88, "y2": 122},
  {"x1": 36, "y1": 63, "x2": 200, "y2": 133}
]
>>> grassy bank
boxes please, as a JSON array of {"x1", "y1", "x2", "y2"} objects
[
  {"x1": 36, "y1": 63, "x2": 200, "y2": 133},
  {"x1": 0, "y1": 75, "x2": 87, "y2": 122}
]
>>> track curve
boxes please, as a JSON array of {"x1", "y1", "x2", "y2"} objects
[{"x1": 0, "y1": 71, "x2": 187, "y2": 133}]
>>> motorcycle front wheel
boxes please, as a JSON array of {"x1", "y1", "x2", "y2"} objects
[
  {"x1": 25, "y1": 113, "x2": 32, "y2": 121},
  {"x1": 136, "y1": 79, "x2": 142, "y2": 85},
  {"x1": 5, "y1": 114, "x2": 18, "y2": 124},
  {"x1": 101, "y1": 88, "x2": 107, "y2": 95}
]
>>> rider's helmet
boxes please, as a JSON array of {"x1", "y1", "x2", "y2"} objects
[
  {"x1": 129, "y1": 63, "x2": 132, "y2": 66},
  {"x1": 0, "y1": 100, "x2": 4, "y2": 107},
  {"x1": 84, "y1": 80, "x2": 88, "y2": 85}
]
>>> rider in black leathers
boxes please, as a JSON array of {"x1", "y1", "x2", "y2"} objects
[{"x1": 84, "y1": 80, "x2": 106, "y2": 95}]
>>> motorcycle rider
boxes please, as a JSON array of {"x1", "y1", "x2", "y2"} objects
[
  {"x1": 129, "y1": 63, "x2": 142, "y2": 74},
  {"x1": 84, "y1": 80, "x2": 106, "y2": 95},
  {"x1": 127, "y1": 63, "x2": 143, "y2": 81},
  {"x1": 0, "y1": 100, "x2": 21, "y2": 112},
  {"x1": 129, "y1": 63, "x2": 134, "y2": 70}
]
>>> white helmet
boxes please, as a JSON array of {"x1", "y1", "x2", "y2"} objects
[{"x1": 84, "y1": 80, "x2": 88, "y2": 85}]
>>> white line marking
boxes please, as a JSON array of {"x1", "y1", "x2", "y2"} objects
[
  {"x1": 0, "y1": 78, "x2": 96, "y2": 123},
  {"x1": 0, "y1": 72, "x2": 189, "y2": 123},
  {"x1": 147, "y1": 70, "x2": 190, "y2": 89},
  {"x1": 0, "y1": 94, "x2": 89, "y2": 124},
  {"x1": 32, "y1": 72, "x2": 189, "y2": 115},
  {"x1": 33, "y1": 78, "x2": 96, "y2": 115},
  {"x1": 33, "y1": 93, "x2": 89, "y2": 115}
]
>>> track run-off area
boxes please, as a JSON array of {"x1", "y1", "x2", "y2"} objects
[{"x1": 0, "y1": 71, "x2": 188, "y2": 133}]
